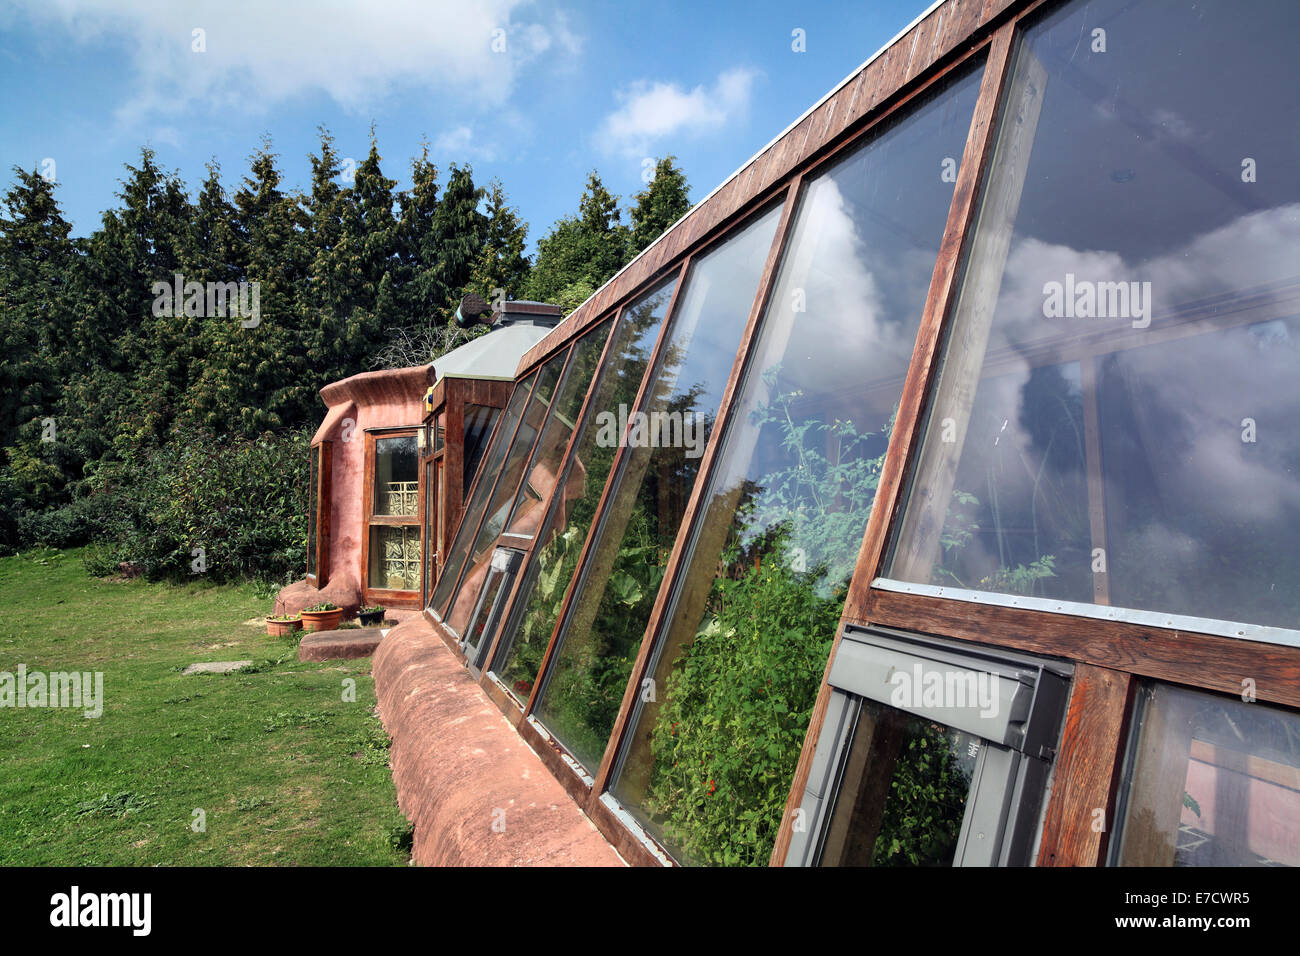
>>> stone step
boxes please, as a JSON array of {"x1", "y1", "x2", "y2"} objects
[{"x1": 298, "y1": 628, "x2": 387, "y2": 662}]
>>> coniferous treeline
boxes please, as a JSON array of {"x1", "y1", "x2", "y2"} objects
[{"x1": 0, "y1": 130, "x2": 691, "y2": 570}]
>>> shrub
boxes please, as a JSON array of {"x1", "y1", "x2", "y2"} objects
[
  {"x1": 81, "y1": 541, "x2": 126, "y2": 578},
  {"x1": 77, "y1": 426, "x2": 310, "y2": 584},
  {"x1": 14, "y1": 495, "x2": 102, "y2": 549},
  {"x1": 643, "y1": 548, "x2": 839, "y2": 866}
]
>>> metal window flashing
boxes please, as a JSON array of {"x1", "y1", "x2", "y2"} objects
[
  {"x1": 872, "y1": 577, "x2": 1300, "y2": 650},
  {"x1": 462, "y1": 547, "x2": 525, "y2": 672}
]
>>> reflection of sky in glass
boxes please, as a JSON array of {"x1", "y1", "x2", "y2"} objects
[
  {"x1": 987, "y1": 0, "x2": 1300, "y2": 353},
  {"x1": 893, "y1": 0, "x2": 1300, "y2": 631},
  {"x1": 650, "y1": 204, "x2": 783, "y2": 430},
  {"x1": 608, "y1": 65, "x2": 984, "y2": 864},
  {"x1": 720, "y1": 66, "x2": 983, "y2": 586},
  {"x1": 772, "y1": 67, "x2": 983, "y2": 394},
  {"x1": 1100, "y1": 319, "x2": 1300, "y2": 627}
]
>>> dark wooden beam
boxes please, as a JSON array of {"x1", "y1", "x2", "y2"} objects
[
  {"x1": 1037, "y1": 664, "x2": 1133, "y2": 866},
  {"x1": 862, "y1": 587, "x2": 1300, "y2": 710}
]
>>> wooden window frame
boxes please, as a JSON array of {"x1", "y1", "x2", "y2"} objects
[
  {"x1": 420, "y1": 435, "x2": 444, "y2": 611},
  {"x1": 434, "y1": 351, "x2": 574, "y2": 631},
  {"x1": 428, "y1": 374, "x2": 541, "y2": 624},
  {"x1": 471, "y1": 314, "x2": 627, "y2": 685},
  {"x1": 773, "y1": 0, "x2": 1300, "y2": 868},
  {"x1": 430, "y1": 0, "x2": 1021, "y2": 866},
  {"x1": 475, "y1": 296, "x2": 671, "y2": 710},
  {"x1": 470, "y1": 193, "x2": 804, "y2": 847},
  {"x1": 362, "y1": 426, "x2": 423, "y2": 609},
  {"x1": 420, "y1": 378, "x2": 515, "y2": 613},
  {"x1": 306, "y1": 440, "x2": 332, "y2": 589},
  {"x1": 419, "y1": 387, "x2": 446, "y2": 612}
]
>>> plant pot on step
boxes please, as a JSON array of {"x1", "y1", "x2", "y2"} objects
[
  {"x1": 300, "y1": 603, "x2": 343, "y2": 633},
  {"x1": 266, "y1": 615, "x2": 302, "y2": 638},
  {"x1": 358, "y1": 605, "x2": 386, "y2": 627}
]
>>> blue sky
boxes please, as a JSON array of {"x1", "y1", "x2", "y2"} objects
[{"x1": 0, "y1": 0, "x2": 931, "y2": 253}]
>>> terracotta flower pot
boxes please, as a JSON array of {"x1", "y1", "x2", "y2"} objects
[
  {"x1": 266, "y1": 616, "x2": 302, "y2": 638},
  {"x1": 300, "y1": 608, "x2": 343, "y2": 633}
]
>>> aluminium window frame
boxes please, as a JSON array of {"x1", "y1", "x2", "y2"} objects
[
  {"x1": 784, "y1": 624, "x2": 1072, "y2": 867},
  {"x1": 462, "y1": 546, "x2": 525, "y2": 673}
]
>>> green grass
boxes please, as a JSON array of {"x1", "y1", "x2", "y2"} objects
[{"x1": 0, "y1": 547, "x2": 412, "y2": 865}]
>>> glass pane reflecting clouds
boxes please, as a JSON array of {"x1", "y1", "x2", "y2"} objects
[
  {"x1": 608, "y1": 65, "x2": 983, "y2": 865},
  {"x1": 533, "y1": 206, "x2": 783, "y2": 772},
  {"x1": 888, "y1": 0, "x2": 1300, "y2": 632}
]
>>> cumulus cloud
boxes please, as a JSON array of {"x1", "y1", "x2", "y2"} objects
[
  {"x1": 596, "y1": 66, "x2": 759, "y2": 157},
  {"x1": 5, "y1": 0, "x2": 583, "y2": 123}
]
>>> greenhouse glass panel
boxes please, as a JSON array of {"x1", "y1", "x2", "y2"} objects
[
  {"x1": 462, "y1": 404, "x2": 498, "y2": 487},
  {"x1": 503, "y1": 322, "x2": 611, "y2": 545},
  {"x1": 444, "y1": 351, "x2": 568, "y2": 636},
  {"x1": 607, "y1": 63, "x2": 985, "y2": 865},
  {"x1": 429, "y1": 372, "x2": 537, "y2": 614},
  {"x1": 885, "y1": 0, "x2": 1300, "y2": 635},
  {"x1": 446, "y1": 323, "x2": 611, "y2": 650},
  {"x1": 491, "y1": 283, "x2": 677, "y2": 704},
  {"x1": 532, "y1": 205, "x2": 783, "y2": 772}
]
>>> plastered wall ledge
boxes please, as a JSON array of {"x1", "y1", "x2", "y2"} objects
[{"x1": 372, "y1": 615, "x2": 625, "y2": 866}]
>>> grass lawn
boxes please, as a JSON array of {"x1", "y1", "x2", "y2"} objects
[{"x1": 0, "y1": 547, "x2": 411, "y2": 865}]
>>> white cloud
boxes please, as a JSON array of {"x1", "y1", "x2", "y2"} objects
[
  {"x1": 148, "y1": 125, "x2": 183, "y2": 150},
  {"x1": 432, "y1": 124, "x2": 497, "y2": 163},
  {"x1": 7, "y1": 0, "x2": 583, "y2": 124},
  {"x1": 596, "y1": 67, "x2": 759, "y2": 157}
]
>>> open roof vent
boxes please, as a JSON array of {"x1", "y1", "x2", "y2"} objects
[
  {"x1": 454, "y1": 292, "x2": 493, "y2": 329},
  {"x1": 454, "y1": 294, "x2": 563, "y2": 330}
]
